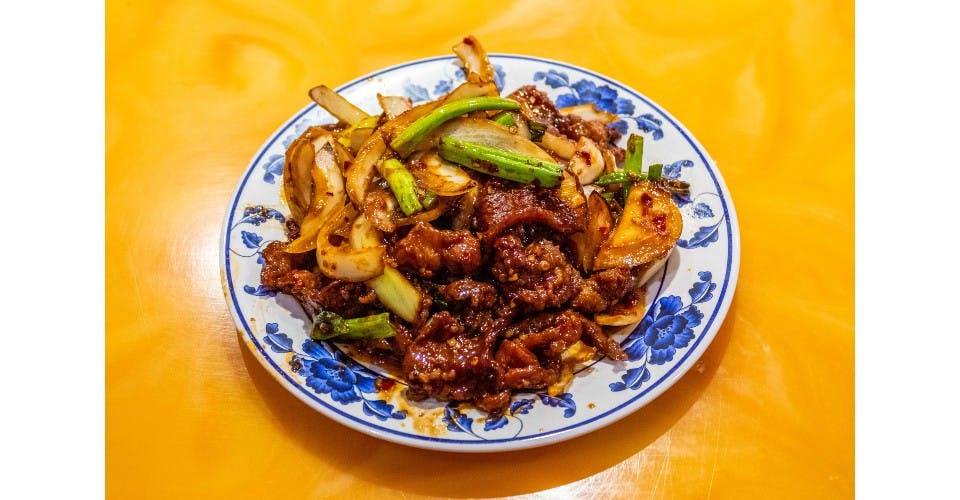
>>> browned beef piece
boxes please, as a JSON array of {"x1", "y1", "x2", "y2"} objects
[
  {"x1": 401, "y1": 312, "x2": 502, "y2": 404},
  {"x1": 391, "y1": 222, "x2": 481, "y2": 277},
  {"x1": 441, "y1": 278, "x2": 498, "y2": 309},
  {"x1": 494, "y1": 310, "x2": 593, "y2": 391},
  {"x1": 508, "y1": 85, "x2": 625, "y2": 160},
  {"x1": 508, "y1": 85, "x2": 564, "y2": 127},
  {"x1": 473, "y1": 179, "x2": 586, "y2": 242},
  {"x1": 259, "y1": 241, "x2": 371, "y2": 318},
  {"x1": 491, "y1": 235, "x2": 583, "y2": 313},
  {"x1": 260, "y1": 241, "x2": 313, "y2": 288},
  {"x1": 571, "y1": 267, "x2": 644, "y2": 313},
  {"x1": 580, "y1": 317, "x2": 628, "y2": 361}
]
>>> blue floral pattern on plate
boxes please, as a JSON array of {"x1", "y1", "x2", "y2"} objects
[
  {"x1": 263, "y1": 323, "x2": 405, "y2": 421},
  {"x1": 221, "y1": 55, "x2": 738, "y2": 451}
]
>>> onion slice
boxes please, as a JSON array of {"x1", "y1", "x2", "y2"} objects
[
  {"x1": 570, "y1": 192, "x2": 614, "y2": 271},
  {"x1": 377, "y1": 94, "x2": 413, "y2": 119},
  {"x1": 451, "y1": 186, "x2": 478, "y2": 230},
  {"x1": 441, "y1": 81, "x2": 499, "y2": 102},
  {"x1": 594, "y1": 182, "x2": 683, "y2": 269},
  {"x1": 568, "y1": 137, "x2": 605, "y2": 185},
  {"x1": 316, "y1": 204, "x2": 385, "y2": 282},
  {"x1": 394, "y1": 196, "x2": 454, "y2": 227},
  {"x1": 407, "y1": 151, "x2": 477, "y2": 196},
  {"x1": 540, "y1": 132, "x2": 577, "y2": 160},
  {"x1": 452, "y1": 36, "x2": 496, "y2": 86},
  {"x1": 285, "y1": 134, "x2": 347, "y2": 253},
  {"x1": 349, "y1": 214, "x2": 423, "y2": 324},
  {"x1": 309, "y1": 85, "x2": 369, "y2": 126},
  {"x1": 559, "y1": 104, "x2": 619, "y2": 124},
  {"x1": 557, "y1": 169, "x2": 586, "y2": 209},
  {"x1": 595, "y1": 291, "x2": 647, "y2": 326},
  {"x1": 345, "y1": 130, "x2": 387, "y2": 207}
]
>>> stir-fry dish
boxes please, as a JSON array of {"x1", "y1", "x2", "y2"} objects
[{"x1": 260, "y1": 37, "x2": 686, "y2": 414}]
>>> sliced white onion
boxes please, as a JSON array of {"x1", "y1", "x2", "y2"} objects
[
  {"x1": 349, "y1": 213, "x2": 382, "y2": 249},
  {"x1": 345, "y1": 130, "x2": 386, "y2": 207},
  {"x1": 377, "y1": 94, "x2": 412, "y2": 119},
  {"x1": 315, "y1": 205, "x2": 385, "y2": 282},
  {"x1": 309, "y1": 85, "x2": 369, "y2": 126},
  {"x1": 559, "y1": 104, "x2": 619, "y2": 124},
  {"x1": 540, "y1": 132, "x2": 577, "y2": 160},
  {"x1": 441, "y1": 81, "x2": 498, "y2": 102},
  {"x1": 569, "y1": 192, "x2": 614, "y2": 270},
  {"x1": 285, "y1": 135, "x2": 347, "y2": 254},
  {"x1": 408, "y1": 151, "x2": 477, "y2": 196},
  {"x1": 568, "y1": 136, "x2": 605, "y2": 185},
  {"x1": 557, "y1": 169, "x2": 586, "y2": 209},
  {"x1": 452, "y1": 36, "x2": 496, "y2": 86},
  {"x1": 317, "y1": 244, "x2": 386, "y2": 282}
]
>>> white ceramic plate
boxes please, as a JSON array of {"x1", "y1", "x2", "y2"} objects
[{"x1": 220, "y1": 54, "x2": 740, "y2": 452}]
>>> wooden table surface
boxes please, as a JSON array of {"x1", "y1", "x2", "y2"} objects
[{"x1": 106, "y1": 0, "x2": 854, "y2": 497}]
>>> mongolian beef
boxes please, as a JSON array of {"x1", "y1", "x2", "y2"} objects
[{"x1": 259, "y1": 37, "x2": 687, "y2": 415}]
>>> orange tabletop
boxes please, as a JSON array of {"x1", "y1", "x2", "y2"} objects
[{"x1": 106, "y1": 0, "x2": 854, "y2": 497}]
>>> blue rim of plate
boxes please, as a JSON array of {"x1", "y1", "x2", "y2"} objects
[{"x1": 221, "y1": 54, "x2": 740, "y2": 452}]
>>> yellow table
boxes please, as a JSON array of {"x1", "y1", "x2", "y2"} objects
[{"x1": 107, "y1": 1, "x2": 854, "y2": 497}]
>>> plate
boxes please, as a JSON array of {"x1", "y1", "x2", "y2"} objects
[{"x1": 220, "y1": 54, "x2": 740, "y2": 452}]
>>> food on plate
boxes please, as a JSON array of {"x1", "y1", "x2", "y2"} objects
[{"x1": 259, "y1": 36, "x2": 687, "y2": 415}]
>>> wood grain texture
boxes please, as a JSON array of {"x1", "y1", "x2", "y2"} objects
[{"x1": 106, "y1": 0, "x2": 854, "y2": 497}]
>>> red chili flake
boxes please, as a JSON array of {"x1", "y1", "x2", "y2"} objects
[
  {"x1": 640, "y1": 193, "x2": 653, "y2": 208},
  {"x1": 576, "y1": 150, "x2": 591, "y2": 165},
  {"x1": 375, "y1": 378, "x2": 396, "y2": 392},
  {"x1": 653, "y1": 214, "x2": 666, "y2": 234}
]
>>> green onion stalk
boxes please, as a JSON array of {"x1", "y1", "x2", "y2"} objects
[
  {"x1": 390, "y1": 97, "x2": 520, "y2": 156},
  {"x1": 312, "y1": 311, "x2": 396, "y2": 341},
  {"x1": 379, "y1": 158, "x2": 422, "y2": 216},
  {"x1": 437, "y1": 136, "x2": 563, "y2": 187}
]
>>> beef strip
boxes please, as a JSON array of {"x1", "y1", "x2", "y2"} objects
[
  {"x1": 494, "y1": 310, "x2": 603, "y2": 391},
  {"x1": 391, "y1": 222, "x2": 481, "y2": 277},
  {"x1": 491, "y1": 235, "x2": 583, "y2": 313},
  {"x1": 401, "y1": 311, "x2": 502, "y2": 406},
  {"x1": 571, "y1": 267, "x2": 644, "y2": 313},
  {"x1": 260, "y1": 241, "x2": 372, "y2": 318},
  {"x1": 472, "y1": 178, "x2": 586, "y2": 243},
  {"x1": 441, "y1": 278, "x2": 499, "y2": 309}
]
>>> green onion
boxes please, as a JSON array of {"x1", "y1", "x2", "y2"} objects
[
  {"x1": 366, "y1": 267, "x2": 422, "y2": 323},
  {"x1": 437, "y1": 136, "x2": 563, "y2": 187},
  {"x1": 623, "y1": 134, "x2": 645, "y2": 174},
  {"x1": 594, "y1": 170, "x2": 646, "y2": 186},
  {"x1": 418, "y1": 188, "x2": 438, "y2": 209},
  {"x1": 492, "y1": 112, "x2": 517, "y2": 127},
  {"x1": 527, "y1": 121, "x2": 547, "y2": 142},
  {"x1": 647, "y1": 163, "x2": 664, "y2": 181},
  {"x1": 379, "y1": 158, "x2": 422, "y2": 216},
  {"x1": 389, "y1": 97, "x2": 520, "y2": 156},
  {"x1": 311, "y1": 311, "x2": 396, "y2": 341}
]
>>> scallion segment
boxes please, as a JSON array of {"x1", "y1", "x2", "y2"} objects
[
  {"x1": 623, "y1": 134, "x2": 645, "y2": 174},
  {"x1": 594, "y1": 170, "x2": 646, "y2": 186},
  {"x1": 647, "y1": 163, "x2": 664, "y2": 181},
  {"x1": 437, "y1": 136, "x2": 563, "y2": 187},
  {"x1": 311, "y1": 311, "x2": 396, "y2": 341},
  {"x1": 527, "y1": 121, "x2": 547, "y2": 142},
  {"x1": 389, "y1": 97, "x2": 520, "y2": 156},
  {"x1": 492, "y1": 112, "x2": 517, "y2": 127},
  {"x1": 379, "y1": 158, "x2": 423, "y2": 216}
]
